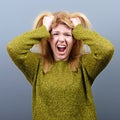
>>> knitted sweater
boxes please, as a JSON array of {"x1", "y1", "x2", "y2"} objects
[{"x1": 7, "y1": 25, "x2": 114, "y2": 120}]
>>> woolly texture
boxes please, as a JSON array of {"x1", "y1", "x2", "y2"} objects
[{"x1": 7, "y1": 25, "x2": 114, "y2": 120}]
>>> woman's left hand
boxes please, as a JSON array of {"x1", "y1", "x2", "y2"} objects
[{"x1": 70, "y1": 17, "x2": 81, "y2": 27}]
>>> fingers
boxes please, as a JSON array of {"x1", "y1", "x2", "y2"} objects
[
  {"x1": 43, "y1": 16, "x2": 54, "y2": 31},
  {"x1": 70, "y1": 17, "x2": 81, "y2": 27},
  {"x1": 43, "y1": 16, "x2": 81, "y2": 31}
]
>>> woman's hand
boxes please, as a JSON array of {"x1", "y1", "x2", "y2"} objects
[
  {"x1": 70, "y1": 17, "x2": 81, "y2": 27},
  {"x1": 43, "y1": 16, "x2": 54, "y2": 31}
]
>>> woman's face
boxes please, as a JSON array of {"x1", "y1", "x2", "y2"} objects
[{"x1": 49, "y1": 23, "x2": 74, "y2": 61}]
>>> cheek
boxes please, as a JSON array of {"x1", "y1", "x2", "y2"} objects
[{"x1": 67, "y1": 39, "x2": 74, "y2": 47}]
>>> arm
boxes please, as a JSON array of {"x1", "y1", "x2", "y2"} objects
[
  {"x1": 7, "y1": 25, "x2": 50, "y2": 84},
  {"x1": 72, "y1": 24, "x2": 114, "y2": 84}
]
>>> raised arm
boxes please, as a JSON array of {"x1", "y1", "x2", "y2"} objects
[
  {"x1": 72, "y1": 24, "x2": 114, "y2": 84},
  {"x1": 7, "y1": 25, "x2": 50, "y2": 84}
]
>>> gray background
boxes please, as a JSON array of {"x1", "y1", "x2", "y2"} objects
[{"x1": 0, "y1": 0, "x2": 120, "y2": 120}]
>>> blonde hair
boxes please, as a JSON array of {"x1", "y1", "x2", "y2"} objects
[
  {"x1": 33, "y1": 12, "x2": 52, "y2": 29},
  {"x1": 33, "y1": 11, "x2": 91, "y2": 73},
  {"x1": 70, "y1": 12, "x2": 91, "y2": 29}
]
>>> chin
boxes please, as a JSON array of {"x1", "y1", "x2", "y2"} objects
[{"x1": 57, "y1": 56, "x2": 68, "y2": 61}]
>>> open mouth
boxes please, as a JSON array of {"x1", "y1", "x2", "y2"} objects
[{"x1": 57, "y1": 45, "x2": 66, "y2": 53}]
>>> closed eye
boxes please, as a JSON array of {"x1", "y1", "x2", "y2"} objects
[
  {"x1": 64, "y1": 33, "x2": 72, "y2": 37},
  {"x1": 51, "y1": 32, "x2": 59, "y2": 36},
  {"x1": 53, "y1": 33, "x2": 59, "y2": 35}
]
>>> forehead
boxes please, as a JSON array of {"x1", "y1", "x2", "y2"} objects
[{"x1": 52, "y1": 24, "x2": 71, "y2": 32}]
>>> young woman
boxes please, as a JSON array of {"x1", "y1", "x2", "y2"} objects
[{"x1": 7, "y1": 11, "x2": 114, "y2": 120}]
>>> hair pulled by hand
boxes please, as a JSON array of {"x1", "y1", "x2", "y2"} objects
[
  {"x1": 70, "y1": 17, "x2": 81, "y2": 27},
  {"x1": 33, "y1": 11, "x2": 91, "y2": 30},
  {"x1": 43, "y1": 16, "x2": 54, "y2": 31}
]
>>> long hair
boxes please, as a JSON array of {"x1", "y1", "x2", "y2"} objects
[{"x1": 33, "y1": 11, "x2": 91, "y2": 73}]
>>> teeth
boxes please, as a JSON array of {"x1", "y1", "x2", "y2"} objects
[
  {"x1": 57, "y1": 44, "x2": 66, "y2": 52},
  {"x1": 57, "y1": 45, "x2": 66, "y2": 48}
]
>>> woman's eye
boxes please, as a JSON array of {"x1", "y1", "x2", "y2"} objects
[
  {"x1": 52, "y1": 33, "x2": 58, "y2": 36},
  {"x1": 65, "y1": 33, "x2": 72, "y2": 37}
]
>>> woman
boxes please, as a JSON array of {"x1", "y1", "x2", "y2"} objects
[{"x1": 7, "y1": 11, "x2": 114, "y2": 120}]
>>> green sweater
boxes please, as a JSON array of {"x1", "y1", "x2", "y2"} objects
[{"x1": 7, "y1": 25, "x2": 114, "y2": 120}]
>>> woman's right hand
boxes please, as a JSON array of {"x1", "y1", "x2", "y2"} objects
[{"x1": 43, "y1": 16, "x2": 54, "y2": 31}]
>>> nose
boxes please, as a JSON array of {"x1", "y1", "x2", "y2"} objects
[{"x1": 58, "y1": 35, "x2": 65, "y2": 42}]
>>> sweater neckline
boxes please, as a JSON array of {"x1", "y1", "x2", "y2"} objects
[{"x1": 54, "y1": 60, "x2": 68, "y2": 64}]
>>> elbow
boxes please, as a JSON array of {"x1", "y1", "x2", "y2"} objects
[
  {"x1": 106, "y1": 43, "x2": 115, "y2": 58},
  {"x1": 101, "y1": 43, "x2": 115, "y2": 63},
  {"x1": 6, "y1": 42, "x2": 16, "y2": 57},
  {"x1": 6, "y1": 42, "x2": 12, "y2": 54},
  {"x1": 6, "y1": 42, "x2": 13, "y2": 53},
  {"x1": 93, "y1": 43, "x2": 115, "y2": 61}
]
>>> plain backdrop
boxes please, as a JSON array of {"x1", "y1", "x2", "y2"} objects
[{"x1": 0, "y1": 0, "x2": 120, "y2": 120}]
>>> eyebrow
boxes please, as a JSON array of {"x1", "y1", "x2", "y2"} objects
[{"x1": 51, "y1": 31, "x2": 72, "y2": 34}]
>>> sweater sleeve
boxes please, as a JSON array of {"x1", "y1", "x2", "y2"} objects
[
  {"x1": 7, "y1": 25, "x2": 50, "y2": 85},
  {"x1": 72, "y1": 24, "x2": 114, "y2": 84}
]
